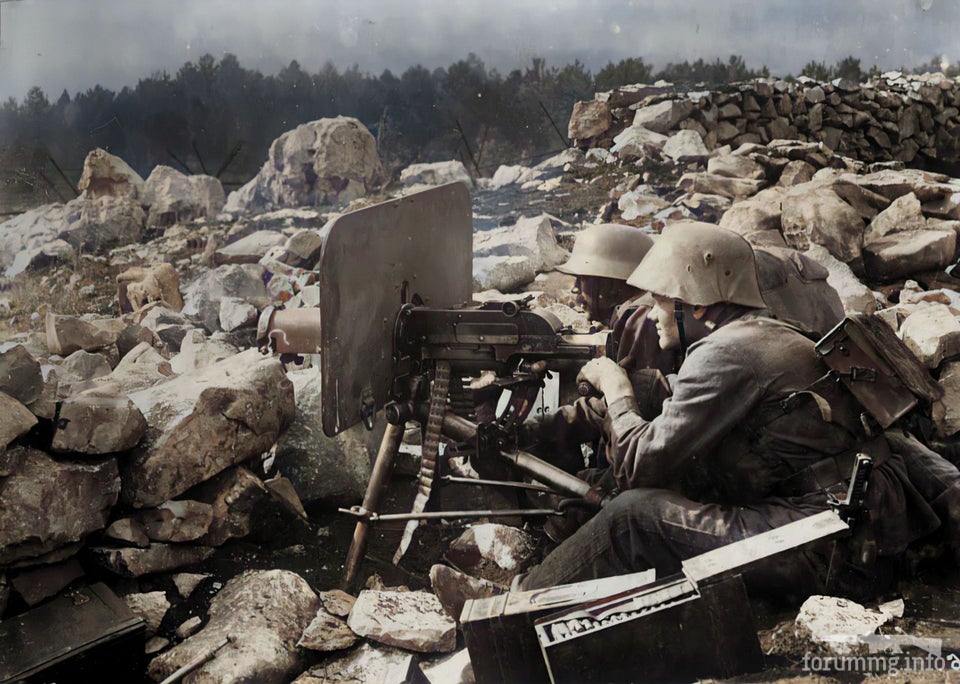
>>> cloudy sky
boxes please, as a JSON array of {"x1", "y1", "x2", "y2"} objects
[{"x1": 1, "y1": 0, "x2": 955, "y2": 101}]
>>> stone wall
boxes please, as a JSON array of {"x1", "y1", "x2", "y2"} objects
[{"x1": 568, "y1": 72, "x2": 960, "y2": 168}]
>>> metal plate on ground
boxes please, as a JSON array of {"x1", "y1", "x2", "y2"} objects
[{"x1": 318, "y1": 182, "x2": 473, "y2": 436}]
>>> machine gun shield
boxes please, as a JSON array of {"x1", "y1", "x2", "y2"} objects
[{"x1": 318, "y1": 182, "x2": 473, "y2": 436}]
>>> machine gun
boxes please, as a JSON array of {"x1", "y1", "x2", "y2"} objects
[{"x1": 258, "y1": 183, "x2": 605, "y2": 588}]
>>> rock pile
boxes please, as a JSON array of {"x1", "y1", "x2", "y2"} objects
[{"x1": 569, "y1": 72, "x2": 960, "y2": 166}]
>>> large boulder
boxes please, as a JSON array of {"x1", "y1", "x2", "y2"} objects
[
  {"x1": 274, "y1": 367, "x2": 384, "y2": 506},
  {"x1": 399, "y1": 161, "x2": 473, "y2": 188},
  {"x1": 91, "y1": 543, "x2": 213, "y2": 577},
  {"x1": 77, "y1": 148, "x2": 144, "y2": 200},
  {"x1": 149, "y1": 570, "x2": 319, "y2": 684},
  {"x1": 122, "y1": 350, "x2": 295, "y2": 507},
  {"x1": 45, "y1": 313, "x2": 118, "y2": 356},
  {"x1": 0, "y1": 344, "x2": 42, "y2": 406},
  {"x1": 0, "y1": 447, "x2": 119, "y2": 565},
  {"x1": 474, "y1": 215, "x2": 569, "y2": 271},
  {"x1": 293, "y1": 643, "x2": 417, "y2": 684},
  {"x1": 610, "y1": 126, "x2": 668, "y2": 159},
  {"x1": 214, "y1": 231, "x2": 287, "y2": 265},
  {"x1": 899, "y1": 304, "x2": 960, "y2": 368},
  {"x1": 661, "y1": 130, "x2": 709, "y2": 163},
  {"x1": 0, "y1": 203, "x2": 68, "y2": 275},
  {"x1": 863, "y1": 229, "x2": 957, "y2": 281},
  {"x1": 59, "y1": 196, "x2": 144, "y2": 253},
  {"x1": 170, "y1": 330, "x2": 239, "y2": 375},
  {"x1": 718, "y1": 188, "x2": 786, "y2": 244},
  {"x1": 116, "y1": 264, "x2": 184, "y2": 314},
  {"x1": 141, "y1": 166, "x2": 225, "y2": 228},
  {"x1": 347, "y1": 590, "x2": 456, "y2": 653},
  {"x1": 780, "y1": 185, "x2": 864, "y2": 264},
  {"x1": 677, "y1": 173, "x2": 765, "y2": 201},
  {"x1": 51, "y1": 391, "x2": 147, "y2": 455},
  {"x1": 631, "y1": 99, "x2": 694, "y2": 133},
  {"x1": 0, "y1": 392, "x2": 37, "y2": 450},
  {"x1": 225, "y1": 117, "x2": 383, "y2": 212},
  {"x1": 707, "y1": 154, "x2": 766, "y2": 181},
  {"x1": 182, "y1": 264, "x2": 269, "y2": 333},
  {"x1": 804, "y1": 245, "x2": 876, "y2": 315},
  {"x1": 863, "y1": 192, "x2": 926, "y2": 245},
  {"x1": 568, "y1": 100, "x2": 612, "y2": 142}
]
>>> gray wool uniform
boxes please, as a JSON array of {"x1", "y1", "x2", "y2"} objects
[{"x1": 520, "y1": 310, "x2": 940, "y2": 600}]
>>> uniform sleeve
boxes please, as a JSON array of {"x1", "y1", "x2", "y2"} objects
[{"x1": 605, "y1": 337, "x2": 764, "y2": 491}]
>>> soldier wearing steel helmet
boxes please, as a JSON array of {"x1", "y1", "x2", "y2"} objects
[{"x1": 515, "y1": 223, "x2": 939, "y2": 601}]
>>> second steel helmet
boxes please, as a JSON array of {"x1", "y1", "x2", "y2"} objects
[
  {"x1": 558, "y1": 223, "x2": 655, "y2": 281},
  {"x1": 627, "y1": 221, "x2": 767, "y2": 308}
]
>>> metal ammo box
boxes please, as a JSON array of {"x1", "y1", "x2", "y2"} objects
[{"x1": 0, "y1": 583, "x2": 145, "y2": 683}]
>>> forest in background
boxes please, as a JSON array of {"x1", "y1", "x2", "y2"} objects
[{"x1": 1, "y1": 51, "x2": 953, "y2": 210}]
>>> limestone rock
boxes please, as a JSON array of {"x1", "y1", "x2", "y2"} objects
[
  {"x1": 780, "y1": 186, "x2": 864, "y2": 263},
  {"x1": 5, "y1": 238, "x2": 74, "y2": 278},
  {"x1": 170, "y1": 330, "x2": 239, "y2": 375},
  {"x1": 293, "y1": 643, "x2": 417, "y2": 684},
  {"x1": 803, "y1": 245, "x2": 876, "y2": 315},
  {"x1": 347, "y1": 590, "x2": 456, "y2": 653},
  {"x1": 274, "y1": 230, "x2": 325, "y2": 269},
  {"x1": 148, "y1": 569, "x2": 319, "y2": 684},
  {"x1": 717, "y1": 188, "x2": 785, "y2": 243},
  {"x1": 473, "y1": 215, "x2": 569, "y2": 275},
  {"x1": 778, "y1": 160, "x2": 816, "y2": 186},
  {"x1": 172, "y1": 572, "x2": 210, "y2": 599},
  {"x1": 472, "y1": 255, "x2": 536, "y2": 292},
  {"x1": 145, "y1": 637, "x2": 170, "y2": 655},
  {"x1": 0, "y1": 447, "x2": 119, "y2": 565},
  {"x1": 899, "y1": 304, "x2": 960, "y2": 368},
  {"x1": 46, "y1": 313, "x2": 117, "y2": 355},
  {"x1": 104, "y1": 518, "x2": 150, "y2": 547},
  {"x1": 318, "y1": 589, "x2": 356, "y2": 618},
  {"x1": 661, "y1": 130, "x2": 709, "y2": 162},
  {"x1": 399, "y1": 161, "x2": 473, "y2": 188},
  {"x1": 124, "y1": 591, "x2": 170, "y2": 636},
  {"x1": 272, "y1": 365, "x2": 381, "y2": 505},
  {"x1": 632, "y1": 99, "x2": 694, "y2": 133},
  {"x1": 123, "y1": 350, "x2": 294, "y2": 507},
  {"x1": 617, "y1": 189, "x2": 670, "y2": 222},
  {"x1": 218, "y1": 297, "x2": 258, "y2": 332},
  {"x1": 707, "y1": 154, "x2": 766, "y2": 181},
  {"x1": 51, "y1": 391, "x2": 147, "y2": 454},
  {"x1": 182, "y1": 264, "x2": 269, "y2": 333},
  {"x1": 568, "y1": 100, "x2": 612, "y2": 141},
  {"x1": 445, "y1": 524, "x2": 537, "y2": 585},
  {"x1": 135, "y1": 500, "x2": 214, "y2": 543},
  {"x1": 92, "y1": 343, "x2": 174, "y2": 395},
  {"x1": 59, "y1": 195, "x2": 145, "y2": 254},
  {"x1": 677, "y1": 173, "x2": 765, "y2": 201},
  {"x1": 77, "y1": 148, "x2": 144, "y2": 200},
  {"x1": 863, "y1": 229, "x2": 956, "y2": 281},
  {"x1": 429, "y1": 564, "x2": 502, "y2": 622},
  {"x1": 297, "y1": 609, "x2": 357, "y2": 652},
  {"x1": 0, "y1": 345, "x2": 42, "y2": 406},
  {"x1": 864, "y1": 192, "x2": 926, "y2": 245},
  {"x1": 0, "y1": 203, "x2": 68, "y2": 275},
  {"x1": 91, "y1": 543, "x2": 213, "y2": 577},
  {"x1": 193, "y1": 466, "x2": 270, "y2": 546},
  {"x1": 225, "y1": 117, "x2": 383, "y2": 212},
  {"x1": 141, "y1": 166, "x2": 225, "y2": 228},
  {"x1": 610, "y1": 125, "x2": 668, "y2": 159},
  {"x1": 420, "y1": 649, "x2": 475, "y2": 684},
  {"x1": 176, "y1": 616, "x2": 203, "y2": 639},
  {"x1": 214, "y1": 230, "x2": 288, "y2": 266},
  {"x1": 933, "y1": 361, "x2": 960, "y2": 437},
  {"x1": 60, "y1": 349, "x2": 113, "y2": 382},
  {"x1": 117, "y1": 264, "x2": 183, "y2": 314},
  {"x1": 795, "y1": 595, "x2": 890, "y2": 652},
  {"x1": 0, "y1": 392, "x2": 37, "y2": 450}
]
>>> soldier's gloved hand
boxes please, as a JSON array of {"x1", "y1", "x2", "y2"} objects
[{"x1": 577, "y1": 357, "x2": 634, "y2": 405}]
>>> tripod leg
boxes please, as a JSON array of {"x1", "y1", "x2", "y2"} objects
[{"x1": 342, "y1": 422, "x2": 404, "y2": 590}]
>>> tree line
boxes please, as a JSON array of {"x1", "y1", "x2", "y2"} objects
[{"x1": 0, "y1": 52, "x2": 943, "y2": 206}]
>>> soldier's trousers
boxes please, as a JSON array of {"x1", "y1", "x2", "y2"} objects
[{"x1": 518, "y1": 486, "x2": 884, "y2": 603}]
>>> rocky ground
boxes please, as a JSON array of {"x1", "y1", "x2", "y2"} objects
[{"x1": 4, "y1": 75, "x2": 960, "y2": 682}]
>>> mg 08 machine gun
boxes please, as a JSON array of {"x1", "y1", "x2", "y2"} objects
[{"x1": 258, "y1": 183, "x2": 606, "y2": 587}]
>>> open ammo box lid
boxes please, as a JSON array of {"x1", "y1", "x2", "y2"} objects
[{"x1": 0, "y1": 583, "x2": 145, "y2": 683}]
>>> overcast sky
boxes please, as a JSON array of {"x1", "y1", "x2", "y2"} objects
[{"x1": 1, "y1": 0, "x2": 956, "y2": 102}]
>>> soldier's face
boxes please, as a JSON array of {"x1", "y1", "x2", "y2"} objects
[
  {"x1": 650, "y1": 295, "x2": 681, "y2": 350},
  {"x1": 573, "y1": 275, "x2": 627, "y2": 324}
]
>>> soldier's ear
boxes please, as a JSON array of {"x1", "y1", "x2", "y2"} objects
[{"x1": 691, "y1": 305, "x2": 709, "y2": 320}]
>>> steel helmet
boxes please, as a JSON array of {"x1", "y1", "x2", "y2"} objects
[
  {"x1": 558, "y1": 223, "x2": 655, "y2": 281},
  {"x1": 627, "y1": 221, "x2": 767, "y2": 308}
]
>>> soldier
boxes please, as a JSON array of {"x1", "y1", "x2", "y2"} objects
[
  {"x1": 556, "y1": 222, "x2": 653, "y2": 326},
  {"x1": 515, "y1": 222, "x2": 940, "y2": 601}
]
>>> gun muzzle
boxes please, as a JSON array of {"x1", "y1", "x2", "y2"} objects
[{"x1": 257, "y1": 306, "x2": 323, "y2": 354}]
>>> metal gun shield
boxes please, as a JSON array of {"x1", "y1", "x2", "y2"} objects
[{"x1": 318, "y1": 182, "x2": 473, "y2": 436}]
